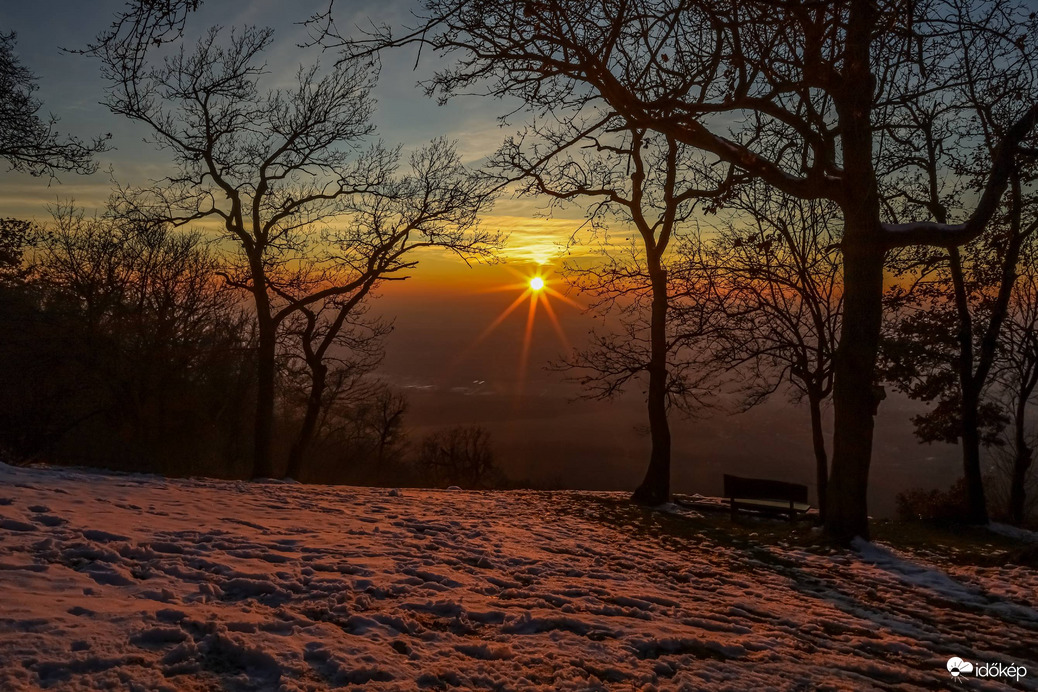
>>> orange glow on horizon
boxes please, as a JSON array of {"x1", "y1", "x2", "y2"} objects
[{"x1": 468, "y1": 266, "x2": 581, "y2": 396}]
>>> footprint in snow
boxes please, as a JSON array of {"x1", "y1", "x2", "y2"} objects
[{"x1": 0, "y1": 517, "x2": 37, "y2": 532}]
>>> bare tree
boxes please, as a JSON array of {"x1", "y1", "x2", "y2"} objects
[
  {"x1": 365, "y1": 387, "x2": 409, "y2": 479},
  {"x1": 315, "y1": 0, "x2": 1038, "y2": 540},
  {"x1": 416, "y1": 425, "x2": 498, "y2": 488},
  {"x1": 82, "y1": 0, "x2": 201, "y2": 80},
  {"x1": 994, "y1": 244, "x2": 1038, "y2": 523},
  {"x1": 492, "y1": 121, "x2": 728, "y2": 503},
  {"x1": 282, "y1": 300, "x2": 389, "y2": 480},
  {"x1": 0, "y1": 32, "x2": 108, "y2": 177},
  {"x1": 280, "y1": 323, "x2": 395, "y2": 481},
  {"x1": 94, "y1": 25, "x2": 497, "y2": 478},
  {"x1": 677, "y1": 185, "x2": 842, "y2": 517},
  {"x1": 881, "y1": 199, "x2": 1038, "y2": 523},
  {"x1": 562, "y1": 235, "x2": 720, "y2": 431},
  {"x1": 287, "y1": 375, "x2": 409, "y2": 485},
  {"x1": 281, "y1": 138, "x2": 496, "y2": 479},
  {"x1": 876, "y1": 43, "x2": 1038, "y2": 523}
]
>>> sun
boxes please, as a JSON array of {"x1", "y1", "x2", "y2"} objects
[{"x1": 463, "y1": 266, "x2": 583, "y2": 396}]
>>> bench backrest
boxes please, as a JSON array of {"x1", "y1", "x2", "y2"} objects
[{"x1": 723, "y1": 474, "x2": 809, "y2": 504}]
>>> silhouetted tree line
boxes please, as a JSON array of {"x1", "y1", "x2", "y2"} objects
[
  {"x1": 415, "y1": 425, "x2": 503, "y2": 489},
  {"x1": 0, "y1": 209, "x2": 505, "y2": 489},
  {"x1": 0, "y1": 6, "x2": 510, "y2": 489},
  {"x1": 0, "y1": 211, "x2": 255, "y2": 475}
]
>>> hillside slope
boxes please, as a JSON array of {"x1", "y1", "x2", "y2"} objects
[{"x1": 0, "y1": 463, "x2": 1035, "y2": 690}]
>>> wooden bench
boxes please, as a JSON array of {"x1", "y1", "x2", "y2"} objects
[{"x1": 723, "y1": 474, "x2": 810, "y2": 521}]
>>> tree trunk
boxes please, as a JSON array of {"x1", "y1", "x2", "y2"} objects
[
  {"x1": 825, "y1": 240, "x2": 885, "y2": 542},
  {"x1": 823, "y1": 0, "x2": 883, "y2": 544},
  {"x1": 285, "y1": 360, "x2": 327, "y2": 481},
  {"x1": 960, "y1": 386, "x2": 989, "y2": 523},
  {"x1": 948, "y1": 248, "x2": 989, "y2": 524},
  {"x1": 1010, "y1": 386, "x2": 1033, "y2": 524},
  {"x1": 1009, "y1": 439, "x2": 1032, "y2": 526},
  {"x1": 252, "y1": 317, "x2": 277, "y2": 479},
  {"x1": 632, "y1": 266, "x2": 671, "y2": 505},
  {"x1": 246, "y1": 251, "x2": 278, "y2": 480},
  {"x1": 808, "y1": 391, "x2": 829, "y2": 521},
  {"x1": 374, "y1": 423, "x2": 394, "y2": 484}
]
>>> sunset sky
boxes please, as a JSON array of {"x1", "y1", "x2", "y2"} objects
[
  {"x1": 0, "y1": 1, "x2": 963, "y2": 512},
  {"x1": 0, "y1": 0, "x2": 592, "y2": 380},
  {"x1": 0, "y1": 0, "x2": 578, "y2": 262}
]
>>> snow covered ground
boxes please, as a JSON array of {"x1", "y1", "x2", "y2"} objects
[{"x1": 0, "y1": 462, "x2": 1035, "y2": 691}]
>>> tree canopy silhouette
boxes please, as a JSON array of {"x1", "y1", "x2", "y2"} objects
[
  {"x1": 91, "y1": 23, "x2": 498, "y2": 479},
  {"x1": 313, "y1": 0, "x2": 1038, "y2": 541},
  {"x1": 0, "y1": 32, "x2": 108, "y2": 177}
]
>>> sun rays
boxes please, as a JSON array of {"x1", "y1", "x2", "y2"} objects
[{"x1": 470, "y1": 265, "x2": 581, "y2": 392}]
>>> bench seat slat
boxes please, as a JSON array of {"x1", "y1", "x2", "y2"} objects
[
  {"x1": 723, "y1": 474, "x2": 810, "y2": 521},
  {"x1": 729, "y1": 498, "x2": 811, "y2": 512}
]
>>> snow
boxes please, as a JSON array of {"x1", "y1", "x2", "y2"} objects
[
  {"x1": 1, "y1": 462, "x2": 1036, "y2": 690},
  {"x1": 851, "y1": 538, "x2": 1038, "y2": 622},
  {"x1": 990, "y1": 522, "x2": 1038, "y2": 543}
]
